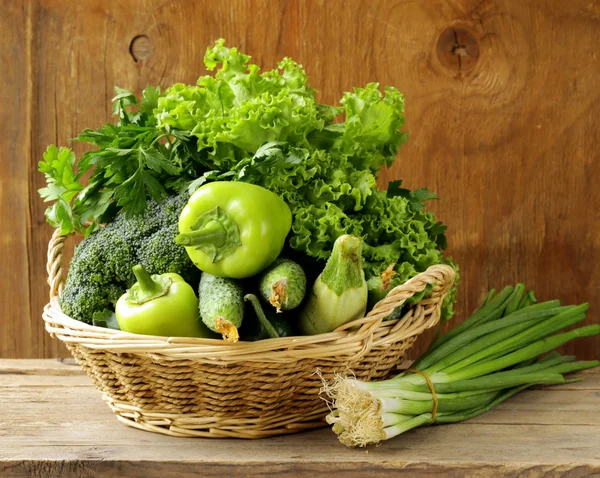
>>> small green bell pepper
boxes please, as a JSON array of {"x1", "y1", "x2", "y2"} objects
[
  {"x1": 115, "y1": 264, "x2": 212, "y2": 338},
  {"x1": 175, "y1": 182, "x2": 292, "y2": 279}
]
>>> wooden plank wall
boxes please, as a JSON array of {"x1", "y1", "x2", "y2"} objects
[{"x1": 1, "y1": 0, "x2": 598, "y2": 358}]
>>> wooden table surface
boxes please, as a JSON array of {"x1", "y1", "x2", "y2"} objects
[{"x1": 1, "y1": 359, "x2": 599, "y2": 477}]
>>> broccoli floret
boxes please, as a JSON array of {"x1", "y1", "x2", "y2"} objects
[
  {"x1": 68, "y1": 227, "x2": 136, "y2": 286},
  {"x1": 60, "y1": 192, "x2": 196, "y2": 324},
  {"x1": 110, "y1": 208, "x2": 163, "y2": 251},
  {"x1": 138, "y1": 223, "x2": 199, "y2": 285},
  {"x1": 137, "y1": 193, "x2": 198, "y2": 284},
  {"x1": 60, "y1": 281, "x2": 124, "y2": 323},
  {"x1": 158, "y1": 192, "x2": 190, "y2": 223}
]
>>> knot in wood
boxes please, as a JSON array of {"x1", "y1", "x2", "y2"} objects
[
  {"x1": 130, "y1": 35, "x2": 152, "y2": 62},
  {"x1": 436, "y1": 26, "x2": 479, "y2": 73}
]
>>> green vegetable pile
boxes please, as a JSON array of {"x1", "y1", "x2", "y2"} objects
[
  {"x1": 324, "y1": 284, "x2": 600, "y2": 447},
  {"x1": 39, "y1": 39, "x2": 457, "y2": 321}
]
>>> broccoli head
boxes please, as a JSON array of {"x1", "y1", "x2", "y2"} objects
[{"x1": 60, "y1": 192, "x2": 197, "y2": 324}]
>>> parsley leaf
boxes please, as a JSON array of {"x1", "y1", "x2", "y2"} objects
[
  {"x1": 142, "y1": 147, "x2": 179, "y2": 175},
  {"x1": 388, "y1": 179, "x2": 438, "y2": 211},
  {"x1": 38, "y1": 145, "x2": 86, "y2": 234},
  {"x1": 428, "y1": 221, "x2": 448, "y2": 250},
  {"x1": 141, "y1": 85, "x2": 161, "y2": 115}
]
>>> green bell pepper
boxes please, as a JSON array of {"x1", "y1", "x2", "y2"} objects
[
  {"x1": 115, "y1": 264, "x2": 212, "y2": 338},
  {"x1": 175, "y1": 182, "x2": 292, "y2": 279}
]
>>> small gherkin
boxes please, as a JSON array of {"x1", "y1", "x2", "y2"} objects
[
  {"x1": 258, "y1": 258, "x2": 307, "y2": 312},
  {"x1": 198, "y1": 273, "x2": 244, "y2": 343}
]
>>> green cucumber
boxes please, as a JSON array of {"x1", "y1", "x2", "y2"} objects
[
  {"x1": 367, "y1": 275, "x2": 389, "y2": 309},
  {"x1": 198, "y1": 273, "x2": 244, "y2": 342},
  {"x1": 259, "y1": 258, "x2": 307, "y2": 312},
  {"x1": 367, "y1": 263, "x2": 402, "y2": 312}
]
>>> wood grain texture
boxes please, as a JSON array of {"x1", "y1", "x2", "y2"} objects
[
  {"x1": 1, "y1": 0, "x2": 599, "y2": 358},
  {"x1": 0, "y1": 3, "x2": 35, "y2": 359},
  {"x1": 0, "y1": 360, "x2": 599, "y2": 477}
]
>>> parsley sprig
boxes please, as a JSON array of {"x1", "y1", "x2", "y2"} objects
[{"x1": 38, "y1": 86, "x2": 200, "y2": 235}]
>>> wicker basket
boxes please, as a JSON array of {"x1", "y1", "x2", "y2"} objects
[{"x1": 43, "y1": 228, "x2": 456, "y2": 438}]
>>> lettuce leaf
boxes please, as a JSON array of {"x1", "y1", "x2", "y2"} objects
[{"x1": 156, "y1": 39, "x2": 334, "y2": 162}]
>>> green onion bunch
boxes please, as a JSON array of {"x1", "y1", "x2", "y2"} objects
[{"x1": 323, "y1": 284, "x2": 599, "y2": 447}]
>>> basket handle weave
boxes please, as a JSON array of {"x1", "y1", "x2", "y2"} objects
[
  {"x1": 47, "y1": 228, "x2": 68, "y2": 300},
  {"x1": 358, "y1": 264, "x2": 455, "y2": 327}
]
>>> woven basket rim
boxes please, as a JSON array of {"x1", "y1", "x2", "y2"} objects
[{"x1": 44, "y1": 228, "x2": 456, "y2": 364}]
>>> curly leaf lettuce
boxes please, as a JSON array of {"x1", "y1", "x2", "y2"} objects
[
  {"x1": 156, "y1": 40, "x2": 334, "y2": 162},
  {"x1": 335, "y1": 84, "x2": 408, "y2": 172}
]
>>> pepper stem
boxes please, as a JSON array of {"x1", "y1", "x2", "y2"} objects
[
  {"x1": 174, "y1": 220, "x2": 227, "y2": 247},
  {"x1": 126, "y1": 264, "x2": 172, "y2": 305},
  {"x1": 174, "y1": 206, "x2": 242, "y2": 263}
]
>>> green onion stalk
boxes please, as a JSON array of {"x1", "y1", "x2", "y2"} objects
[{"x1": 323, "y1": 285, "x2": 600, "y2": 447}]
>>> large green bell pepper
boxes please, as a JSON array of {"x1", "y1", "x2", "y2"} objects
[
  {"x1": 175, "y1": 182, "x2": 292, "y2": 279},
  {"x1": 115, "y1": 264, "x2": 212, "y2": 338}
]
